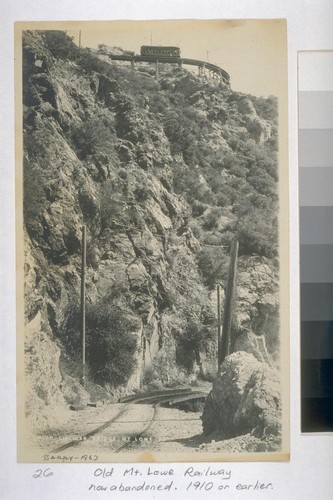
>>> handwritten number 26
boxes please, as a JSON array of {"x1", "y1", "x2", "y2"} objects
[{"x1": 33, "y1": 468, "x2": 54, "y2": 478}]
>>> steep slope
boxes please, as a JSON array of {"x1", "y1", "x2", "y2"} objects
[{"x1": 22, "y1": 31, "x2": 280, "y2": 430}]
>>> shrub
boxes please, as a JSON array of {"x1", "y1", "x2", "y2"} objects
[
  {"x1": 215, "y1": 192, "x2": 231, "y2": 207},
  {"x1": 176, "y1": 320, "x2": 202, "y2": 371},
  {"x1": 197, "y1": 247, "x2": 228, "y2": 289},
  {"x1": 252, "y1": 95, "x2": 278, "y2": 122},
  {"x1": 202, "y1": 207, "x2": 223, "y2": 231},
  {"x1": 247, "y1": 173, "x2": 276, "y2": 196},
  {"x1": 191, "y1": 200, "x2": 208, "y2": 217},
  {"x1": 42, "y1": 30, "x2": 78, "y2": 60},
  {"x1": 236, "y1": 208, "x2": 278, "y2": 258},
  {"x1": 71, "y1": 115, "x2": 116, "y2": 159},
  {"x1": 229, "y1": 163, "x2": 248, "y2": 178},
  {"x1": 176, "y1": 315, "x2": 215, "y2": 372},
  {"x1": 86, "y1": 302, "x2": 138, "y2": 386},
  {"x1": 76, "y1": 48, "x2": 111, "y2": 74}
]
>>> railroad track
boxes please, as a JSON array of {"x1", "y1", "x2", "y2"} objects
[
  {"x1": 113, "y1": 401, "x2": 160, "y2": 453},
  {"x1": 108, "y1": 54, "x2": 230, "y2": 84},
  {"x1": 51, "y1": 388, "x2": 208, "y2": 455}
]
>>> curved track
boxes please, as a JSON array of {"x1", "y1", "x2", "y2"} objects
[
  {"x1": 113, "y1": 402, "x2": 160, "y2": 453},
  {"x1": 51, "y1": 388, "x2": 208, "y2": 455},
  {"x1": 108, "y1": 54, "x2": 230, "y2": 84}
]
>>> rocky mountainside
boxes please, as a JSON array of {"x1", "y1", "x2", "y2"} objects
[{"x1": 22, "y1": 31, "x2": 280, "y2": 433}]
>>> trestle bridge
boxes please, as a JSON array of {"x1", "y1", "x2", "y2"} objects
[{"x1": 108, "y1": 48, "x2": 230, "y2": 85}]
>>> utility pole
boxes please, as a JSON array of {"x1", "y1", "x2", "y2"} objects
[
  {"x1": 81, "y1": 225, "x2": 86, "y2": 385},
  {"x1": 220, "y1": 239, "x2": 239, "y2": 363},
  {"x1": 217, "y1": 284, "x2": 222, "y2": 370},
  {"x1": 79, "y1": 30, "x2": 82, "y2": 48},
  {"x1": 206, "y1": 47, "x2": 222, "y2": 63}
]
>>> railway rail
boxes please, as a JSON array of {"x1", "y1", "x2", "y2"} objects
[
  {"x1": 51, "y1": 387, "x2": 209, "y2": 455},
  {"x1": 108, "y1": 53, "x2": 230, "y2": 85}
]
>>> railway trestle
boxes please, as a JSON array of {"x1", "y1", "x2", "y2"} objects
[{"x1": 108, "y1": 54, "x2": 230, "y2": 85}]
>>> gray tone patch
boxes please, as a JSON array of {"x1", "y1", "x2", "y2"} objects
[
  {"x1": 301, "y1": 283, "x2": 333, "y2": 320},
  {"x1": 299, "y1": 129, "x2": 333, "y2": 168},
  {"x1": 299, "y1": 167, "x2": 333, "y2": 206},
  {"x1": 299, "y1": 91, "x2": 333, "y2": 129},
  {"x1": 300, "y1": 206, "x2": 333, "y2": 244},
  {"x1": 300, "y1": 244, "x2": 333, "y2": 282}
]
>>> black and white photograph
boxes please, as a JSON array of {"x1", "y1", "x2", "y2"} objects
[{"x1": 16, "y1": 19, "x2": 289, "y2": 462}]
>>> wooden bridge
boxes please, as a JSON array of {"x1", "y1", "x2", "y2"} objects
[{"x1": 108, "y1": 53, "x2": 230, "y2": 85}]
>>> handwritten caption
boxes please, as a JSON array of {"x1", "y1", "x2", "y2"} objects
[
  {"x1": 33, "y1": 464, "x2": 274, "y2": 494},
  {"x1": 88, "y1": 466, "x2": 274, "y2": 494}
]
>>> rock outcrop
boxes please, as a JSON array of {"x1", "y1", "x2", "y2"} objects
[{"x1": 201, "y1": 352, "x2": 281, "y2": 446}]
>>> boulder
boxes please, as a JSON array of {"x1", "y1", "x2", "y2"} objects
[{"x1": 201, "y1": 351, "x2": 281, "y2": 441}]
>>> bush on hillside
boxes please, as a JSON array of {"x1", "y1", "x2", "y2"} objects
[
  {"x1": 42, "y1": 30, "x2": 78, "y2": 60},
  {"x1": 197, "y1": 247, "x2": 228, "y2": 289},
  {"x1": 71, "y1": 115, "x2": 116, "y2": 159},
  {"x1": 176, "y1": 312, "x2": 215, "y2": 372},
  {"x1": 86, "y1": 302, "x2": 138, "y2": 386},
  {"x1": 252, "y1": 95, "x2": 278, "y2": 123},
  {"x1": 236, "y1": 209, "x2": 278, "y2": 258},
  {"x1": 202, "y1": 207, "x2": 224, "y2": 231}
]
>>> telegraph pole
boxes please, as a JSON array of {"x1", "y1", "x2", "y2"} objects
[
  {"x1": 81, "y1": 225, "x2": 86, "y2": 385},
  {"x1": 220, "y1": 239, "x2": 239, "y2": 363},
  {"x1": 217, "y1": 284, "x2": 222, "y2": 370}
]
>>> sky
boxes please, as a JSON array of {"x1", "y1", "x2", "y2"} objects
[{"x1": 62, "y1": 19, "x2": 287, "y2": 99}]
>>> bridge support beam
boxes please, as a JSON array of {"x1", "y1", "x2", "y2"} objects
[
  {"x1": 131, "y1": 59, "x2": 135, "y2": 71},
  {"x1": 155, "y1": 59, "x2": 159, "y2": 77}
]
